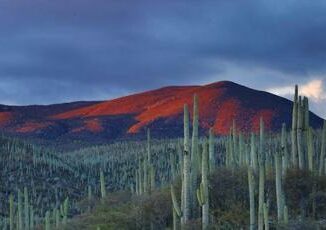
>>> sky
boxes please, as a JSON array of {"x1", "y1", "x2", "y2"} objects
[{"x1": 0, "y1": 0, "x2": 325, "y2": 118}]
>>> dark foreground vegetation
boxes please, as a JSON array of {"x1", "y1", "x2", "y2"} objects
[{"x1": 1, "y1": 85, "x2": 326, "y2": 229}]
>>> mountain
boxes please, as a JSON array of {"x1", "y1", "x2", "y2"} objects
[{"x1": 0, "y1": 81, "x2": 323, "y2": 145}]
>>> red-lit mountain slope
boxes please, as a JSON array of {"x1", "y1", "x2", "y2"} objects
[{"x1": 0, "y1": 81, "x2": 323, "y2": 144}]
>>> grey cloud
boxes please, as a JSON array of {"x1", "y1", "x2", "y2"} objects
[{"x1": 0, "y1": 0, "x2": 325, "y2": 118}]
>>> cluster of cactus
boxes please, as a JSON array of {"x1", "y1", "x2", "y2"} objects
[
  {"x1": 170, "y1": 95, "x2": 213, "y2": 229},
  {"x1": 5, "y1": 187, "x2": 68, "y2": 230},
  {"x1": 135, "y1": 129, "x2": 156, "y2": 195},
  {"x1": 0, "y1": 135, "x2": 79, "y2": 229},
  {"x1": 247, "y1": 120, "x2": 289, "y2": 229},
  {"x1": 291, "y1": 85, "x2": 311, "y2": 170}
]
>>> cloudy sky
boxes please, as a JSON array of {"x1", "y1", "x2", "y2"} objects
[{"x1": 0, "y1": 0, "x2": 325, "y2": 118}]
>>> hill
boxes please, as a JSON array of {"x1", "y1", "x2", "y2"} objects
[{"x1": 0, "y1": 81, "x2": 323, "y2": 145}]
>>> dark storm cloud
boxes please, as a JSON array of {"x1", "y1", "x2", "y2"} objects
[{"x1": 0, "y1": 0, "x2": 326, "y2": 109}]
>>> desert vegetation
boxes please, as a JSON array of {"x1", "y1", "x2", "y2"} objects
[{"x1": 0, "y1": 85, "x2": 325, "y2": 229}]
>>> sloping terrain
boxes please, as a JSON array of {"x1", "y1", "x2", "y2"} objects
[{"x1": 0, "y1": 81, "x2": 323, "y2": 144}]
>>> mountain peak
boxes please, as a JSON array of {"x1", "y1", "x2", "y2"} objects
[{"x1": 0, "y1": 81, "x2": 323, "y2": 144}]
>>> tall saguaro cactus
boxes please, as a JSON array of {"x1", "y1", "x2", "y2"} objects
[
  {"x1": 258, "y1": 162, "x2": 265, "y2": 230},
  {"x1": 208, "y1": 128, "x2": 215, "y2": 173},
  {"x1": 9, "y1": 194, "x2": 14, "y2": 230},
  {"x1": 18, "y1": 189, "x2": 23, "y2": 230},
  {"x1": 307, "y1": 127, "x2": 314, "y2": 172},
  {"x1": 263, "y1": 201, "x2": 270, "y2": 230},
  {"x1": 258, "y1": 118, "x2": 265, "y2": 230},
  {"x1": 183, "y1": 104, "x2": 191, "y2": 223},
  {"x1": 191, "y1": 94, "x2": 199, "y2": 217},
  {"x1": 197, "y1": 141, "x2": 209, "y2": 230},
  {"x1": 45, "y1": 211, "x2": 50, "y2": 230},
  {"x1": 100, "y1": 170, "x2": 106, "y2": 199},
  {"x1": 281, "y1": 123, "x2": 288, "y2": 176},
  {"x1": 297, "y1": 96, "x2": 304, "y2": 169},
  {"x1": 147, "y1": 128, "x2": 151, "y2": 163},
  {"x1": 292, "y1": 85, "x2": 299, "y2": 168},
  {"x1": 171, "y1": 184, "x2": 182, "y2": 225},
  {"x1": 24, "y1": 187, "x2": 29, "y2": 230},
  {"x1": 251, "y1": 133, "x2": 258, "y2": 173},
  {"x1": 275, "y1": 151, "x2": 284, "y2": 222},
  {"x1": 248, "y1": 167, "x2": 256, "y2": 230},
  {"x1": 319, "y1": 121, "x2": 326, "y2": 175}
]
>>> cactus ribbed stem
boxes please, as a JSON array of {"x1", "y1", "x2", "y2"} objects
[
  {"x1": 259, "y1": 118, "x2": 264, "y2": 163},
  {"x1": 248, "y1": 167, "x2": 256, "y2": 230},
  {"x1": 292, "y1": 85, "x2": 298, "y2": 168},
  {"x1": 209, "y1": 128, "x2": 215, "y2": 173},
  {"x1": 284, "y1": 205, "x2": 289, "y2": 224},
  {"x1": 258, "y1": 163, "x2": 265, "y2": 230},
  {"x1": 45, "y1": 211, "x2": 50, "y2": 230},
  {"x1": 239, "y1": 133, "x2": 244, "y2": 166},
  {"x1": 183, "y1": 104, "x2": 191, "y2": 223},
  {"x1": 24, "y1": 187, "x2": 29, "y2": 230},
  {"x1": 251, "y1": 133, "x2": 258, "y2": 172},
  {"x1": 147, "y1": 128, "x2": 151, "y2": 163},
  {"x1": 100, "y1": 170, "x2": 106, "y2": 199},
  {"x1": 172, "y1": 208, "x2": 179, "y2": 230},
  {"x1": 263, "y1": 201, "x2": 269, "y2": 230},
  {"x1": 281, "y1": 123, "x2": 288, "y2": 176},
  {"x1": 150, "y1": 164, "x2": 155, "y2": 191},
  {"x1": 30, "y1": 206, "x2": 34, "y2": 230},
  {"x1": 307, "y1": 127, "x2": 314, "y2": 171},
  {"x1": 63, "y1": 197, "x2": 69, "y2": 224},
  {"x1": 9, "y1": 194, "x2": 14, "y2": 230},
  {"x1": 191, "y1": 94, "x2": 199, "y2": 218},
  {"x1": 171, "y1": 184, "x2": 182, "y2": 217},
  {"x1": 232, "y1": 120, "x2": 238, "y2": 165},
  {"x1": 201, "y1": 142, "x2": 209, "y2": 229},
  {"x1": 18, "y1": 189, "x2": 23, "y2": 230},
  {"x1": 143, "y1": 160, "x2": 148, "y2": 193},
  {"x1": 297, "y1": 96, "x2": 304, "y2": 169},
  {"x1": 275, "y1": 151, "x2": 284, "y2": 222}
]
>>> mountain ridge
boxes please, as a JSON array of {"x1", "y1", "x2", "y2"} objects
[{"x1": 0, "y1": 81, "x2": 323, "y2": 144}]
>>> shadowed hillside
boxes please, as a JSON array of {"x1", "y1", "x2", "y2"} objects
[{"x1": 0, "y1": 81, "x2": 323, "y2": 146}]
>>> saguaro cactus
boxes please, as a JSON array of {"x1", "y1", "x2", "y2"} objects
[
  {"x1": 259, "y1": 118, "x2": 264, "y2": 162},
  {"x1": 319, "y1": 120, "x2": 326, "y2": 175},
  {"x1": 197, "y1": 141, "x2": 209, "y2": 230},
  {"x1": 24, "y1": 187, "x2": 29, "y2": 230},
  {"x1": 143, "y1": 159, "x2": 148, "y2": 193},
  {"x1": 284, "y1": 205, "x2": 289, "y2": 224},
  {"x1": 18, "y1": 189, "x2": 23, "y2": 230},
  {"x1": 307, "y1": 127, "x2": 314, "y2": 172},
  {"x1": 275, "y1": 151, "x2": 284, "y2": 222},
  {"x1": 258, "y1": 163, "x2": 265, "y2": 230},
  {"x1": 183, "y1": 104, "x2": 191, "y2": 223},
  {"x1": 191, "y1": 94, "x2": 199, "y2": 217},
  {"x1": 258, "y1": 118, "x2": 265, "y2": 230},
  {"x1": 248, "y1": 167, "x2": 256, "y2": 230},
  {"x1": 30, "y1": 205, "x2": 34, "y2": 230},
  {"x1": 63, "y1": 197, "x2": 69, "y2": 224},
  {"x1": 292, "y1": 85, "x2": 299, "y2": 167},
  {"x1": 45, "y1": 211, "x2": 50, "y2": 230},
  {"x1": 263, "y1": 200, "x2": 269, "y2": 230},
  {"x1": 281, "y1": 123, "x2": 288, "y2": 176},
  {"x1": 251, "y1": 133, "x2": 258, "y2": 172},
  {"x1": 147, "y1": 128, "x2": 151, "y2": 163},
  {"x1": 9, "y1": 194, "x2": 14, "y2": 230},
  {"x1": 171, "y1": 184, "x2": 182, "y2": 230},
  {"x1": 297, "y1": 96, "x2": 304, "y2": 169},
  {"x1": 209, "y1": 128, "x2": 215, "y2": 173},
  {"x1": 100, "y1": 170, "x2": 106, "y2": 199}
]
